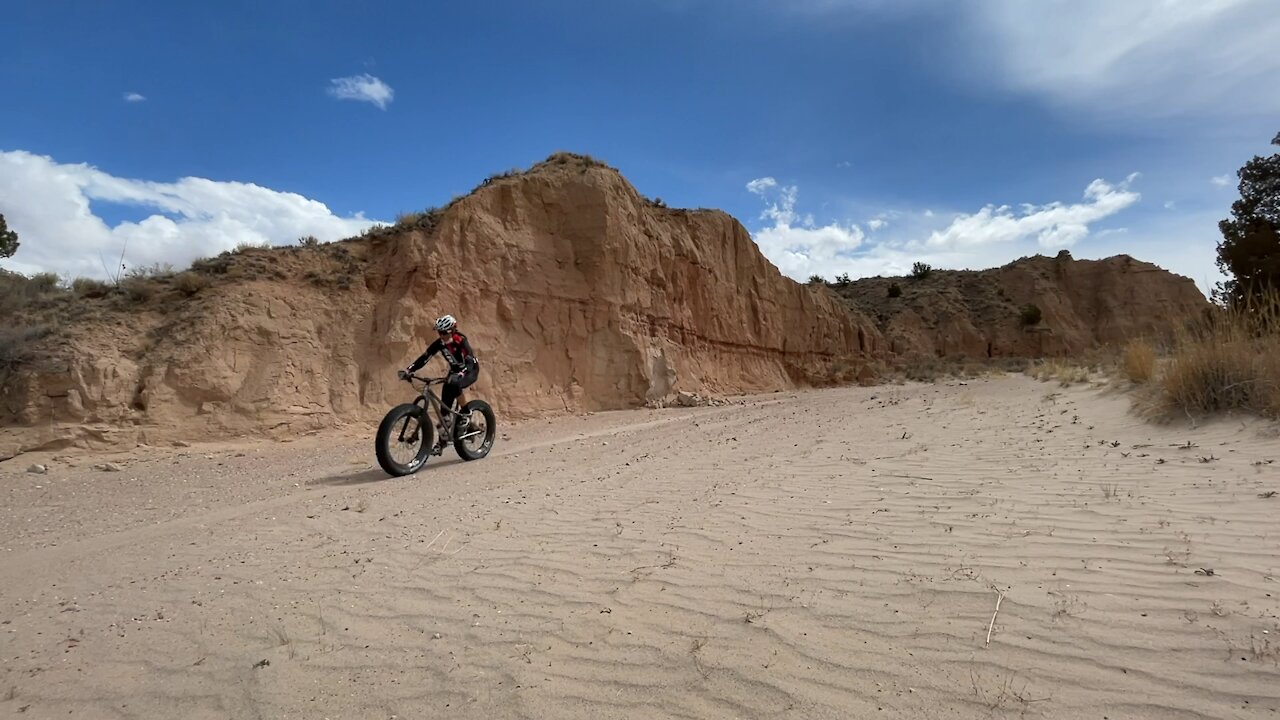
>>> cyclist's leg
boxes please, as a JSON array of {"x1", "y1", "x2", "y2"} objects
[
  {"x1": 441, "y1": 379, "x2": 461, "y2": 413},
  {"x1": 456, "y1": 365, "x2": 479, "y2": 408}
]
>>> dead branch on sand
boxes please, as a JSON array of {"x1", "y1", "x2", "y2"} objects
[{"x1": 985, "y1": 587, "x2": 1007, "y2": 648}]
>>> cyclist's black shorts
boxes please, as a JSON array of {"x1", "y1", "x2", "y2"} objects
[{"x1": 442, "y1": 363, "x2": 479, "y2": 408}]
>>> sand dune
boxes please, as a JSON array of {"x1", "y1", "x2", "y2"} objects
[{"x1": 2, "y1": 375, "x2": 1278, "y2": 718}]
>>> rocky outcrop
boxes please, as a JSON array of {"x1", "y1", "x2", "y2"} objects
[
  {"x1": 837, "y1": 250, "x2": 1209, "y2": 361},
  {"x1": 0, "y1": 154, "x2": 883, "y2": 457}
]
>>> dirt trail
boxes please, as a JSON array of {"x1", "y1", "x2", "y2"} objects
[{"x1": 2, "y1": 376, "x2": 1277, "y2": 719}]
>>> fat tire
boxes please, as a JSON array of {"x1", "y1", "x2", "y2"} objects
[
  {"x1": 375, "y1": 403, "x2": 434, "y2": 476},
  {"x1": 453, "y1": 400, "x2": 497, "y2": 461}
]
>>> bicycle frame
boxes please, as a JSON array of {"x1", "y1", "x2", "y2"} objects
[{"x1": 406, "y1": 374, "x2": 483, "y2": 442}]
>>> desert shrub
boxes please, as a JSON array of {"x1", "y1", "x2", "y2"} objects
[
  {"x1": 808, "y1": 274, "x2": 825, "y2": 285},
  {"x1": 901, "y1": 355, "x2": 948, "y2": 382},
  {"x1": 126, "y1": 262, "x2": 175, "y2": 279},
  {"x1": 390, "y1": 207, "x2": 446, "y2": 232},
  {"x1": 190, "y1": 254, "x2": 231, "y2": 275},
  {"x1": 298, "y1": 235, "x2": 320, "y2": 247},
  {"x1": 1142, "y1": 291, "x2": 1280, "y2": 419},
  {"x1": 1027, "y1": 359, "x2": 1090, "y2": 386},
  {"x1": 1121, "y1": 339, "x2": 1156, "y2": 383},
  {"x1": 911, "y1": 262, "x2": 933, "y2": 279},
  {"x1": 835, "y1": 273, "x2": 852, "y2": 287},
  {"x1": 1020, "y1": 303, "x2": 1043, "y2": 326},
  {"x1": 71, "y1": 277, "x2": 113, "y2": 298},
  {"x1": 996, "y1": 356, "x2": 1031, "y2": 373},
  {"x1": 887, "y1": 283, "x2": 902, "y2": 298},
  {"x1": 120, "y1": 276, "x2": 155, "y2": 302},
  {"x1": 481, "y1": 168, "x2": 522, "y2": 186},
  {"x1": 28, "y1": 272, "x2": 61, "y2": 293},
  {"x1": 0, "y1": 270, "x2": 64, "y2": 315},
  {"x1": 540, "y1": 151, "x2": 609, "y2": 169},
  {"x1": 233, "y1": 241, "x2": 273, "y2": 253},
  {"x1": 173, "y1": 271, "x2": 211, "y2": 297},
  {"x1": 0, "y1": 324, "x2": 52, "y2": 373}
]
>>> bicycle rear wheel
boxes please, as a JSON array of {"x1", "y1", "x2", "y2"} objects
[{"x1": 453, "y1": 400, "x2": 496, "y2": 461}]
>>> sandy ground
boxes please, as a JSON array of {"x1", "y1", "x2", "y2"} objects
[{"x1": 1, "y1": 375, "x2": 1278, "y2": 719}]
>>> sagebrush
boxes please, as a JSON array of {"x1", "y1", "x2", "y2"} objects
[
  {"x1": 1140, "y1": 292, "x2": 1280, "y2": 419},
  {"x1": 1122, "y1": 340, "x2": 1156, "y2": 383}
]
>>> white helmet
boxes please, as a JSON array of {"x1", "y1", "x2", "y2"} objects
[{"x1": 434, "y1": 314, "x2": 457, "y2": 332}]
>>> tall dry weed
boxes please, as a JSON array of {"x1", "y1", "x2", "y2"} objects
[
  {"x1": 1026, "y1": 359, "x2": 1091, "y2": 387},
  {"x1": 1121, "y1": 340, "x2": 1156, "y2": 383},
  {"x1": 1142, "y1": 292, "x2": 1280, "y2": 419},
  {"x1": 0, "y1": 324, "x2": 53, "y2": 373}
]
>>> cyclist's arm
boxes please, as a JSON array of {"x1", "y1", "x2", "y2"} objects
[{"x1": 406, "y1": 339, "x2": 443, "y2": 373}]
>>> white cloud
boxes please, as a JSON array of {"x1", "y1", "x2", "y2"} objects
[
  {"x1": 0, "y1": 150, "x2": 383, "y2": 279},
  {"x1": 744, "y1": 174, "x2": 1147, "y2": 283},
  {"x1": 326, "y1": 73, "x2": 394, "y2": 110},
  {"x1": 867, "y1": 218, "x2": 887, "y2": 231},
  {"x1": 745, "y1": 179, "x2": 865, "y2": 278},
  {"x1": 1211, "y1": 174, "x2": 1233, "y2": 187},
  {"x1": 963, "y1": 0, "x2": 1280, "y2": 118},
  {"x1": 780, "y1": 0, "x2": 1280, "y2": 118},
  {"x1": 123, "y1": 92, "x2": 146, "y2": 103},
  {"x1": 836, "y1": 161, "x2": 852, "y2": 168},
  {"x1": 925, "y1": 175, "x2": 1140, "y2": 250},
  {"x1": 1095, "y1": 227, "x2": 1129, "y2": 238},
  {"x1": 1164, "y1": 200, "x2": 1177, "y2": 210}
]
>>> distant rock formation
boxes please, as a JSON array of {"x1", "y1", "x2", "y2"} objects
[{"x1": 835, "y1": 250, "x2": 1209, "y2": 361}]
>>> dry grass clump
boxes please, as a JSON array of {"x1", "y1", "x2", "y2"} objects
[
  {"x1": 825, "y1": 359, "x2": 881, "y2": 386},
  {"x1": 1026, "y1": 359, "x2": 1093, "y2": 387},
  {"x1": 0, "y1": 270, "x2": 62, "y2": 316},
  {"x1": 120, "y1": 276, "x2": 156, "y2": 303},
  {"x1": 172, "y1": 271, "x2": 212, "y2": 297},
  {"x1": 1140, "y1": 292, "x2": 1280, "y2": 420},
  {"x1": 891, "y1": 355, "x2": 1026, "y2": 383},
  {"x1": 1121, "y1": 339, "x2": 1157, "y2": 383},
  {"x1": 0, "y1": 324, "x2": 53, "y2": 373},
  {"x1": 533, "y1": 151, "x2": 613, "y2": 172},
  {"x1": 125, "y1": 262, "x2": 175, "y2": 279},
  {"x1": 69, "y1": 277, "x2": 112, "y2": 297}
]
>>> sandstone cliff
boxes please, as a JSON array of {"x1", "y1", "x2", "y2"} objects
[
  {"x1": 0, "y1": 154, "x2": 882, "y2": 457},
  {"x1": 836, "y1": 251, "x2": 1208, "y2": 360}
]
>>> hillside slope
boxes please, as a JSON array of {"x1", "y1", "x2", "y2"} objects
[
  {"x1": 0, "y1": 154, "x2": 883, "y2": 457},
  {"x1": 835, "y1": 251, "x2": 1208, "y2": 360}
]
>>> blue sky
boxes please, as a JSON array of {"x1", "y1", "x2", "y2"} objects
[{"x1": 2, "y1": 0, "x2": 1278, "y2": 292}]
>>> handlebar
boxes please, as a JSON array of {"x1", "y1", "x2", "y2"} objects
[{"x1": 400, "y1": 372, "x2": 445, "y2": 385}]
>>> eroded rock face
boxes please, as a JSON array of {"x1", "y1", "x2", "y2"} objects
[
  {"x1": 360, "y1": 161, "x2": 882, "y2": 416},
  {"x1": 839, "y1": 251, "x2": 1209, "y2": 361},
  {"x1": 0, "y1": 156, "x2": 883, "y2": 456}
]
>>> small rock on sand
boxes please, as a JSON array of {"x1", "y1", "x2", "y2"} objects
[
  {"x1": 94, "y1": 462, "x2": 123, "y2": 472},
  {"x1": 27, "y1": 464, "x2": 47, "y2": 474}
]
